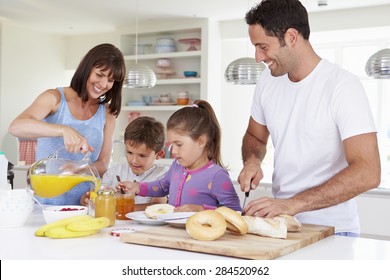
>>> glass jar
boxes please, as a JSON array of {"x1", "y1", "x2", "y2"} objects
[
  {"x1": 115, "y1": 192, "x2": 135, "y2": 220},
  {"x1": 95, "y1": 187, "x2": 116, "y2": 226}
]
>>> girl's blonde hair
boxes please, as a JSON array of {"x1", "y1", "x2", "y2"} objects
[{"x1": 167, "y1": 100, "x2": 225, "y2": 168}]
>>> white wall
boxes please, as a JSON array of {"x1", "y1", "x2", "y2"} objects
[{"x1": 0, "y1": 23, "x2": 68, "y2": 163}]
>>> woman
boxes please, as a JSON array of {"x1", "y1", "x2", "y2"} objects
[{"x1": 9, "y1": 43, "x2": 126, "y2": 205}]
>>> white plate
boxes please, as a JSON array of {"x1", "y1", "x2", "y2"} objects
[
  {"x1": 125, "y1": 211, "x2": 167, "y2": 225},
  {"x1": 156, "y1": 212, "x2": 196, "y2": 221},
  {"x1": 166, "y1": 219, "x2": 187, "y2": 229}
]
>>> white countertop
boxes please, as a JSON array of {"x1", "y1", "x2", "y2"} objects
[{"x1": 1, "y1": 205, "x2": 390, "y2": 260}]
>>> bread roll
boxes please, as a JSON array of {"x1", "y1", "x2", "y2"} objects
[
  {"x1": 274, "y1": 214, "x2": 302, "y2": 232},
  {"x1": 242, "y1": 216, "x2": 287, "y2": 239}
]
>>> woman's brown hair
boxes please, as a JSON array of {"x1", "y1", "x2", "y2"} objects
[{"x1": 70, "y1": 43, "x2": 126, "y2": 117}]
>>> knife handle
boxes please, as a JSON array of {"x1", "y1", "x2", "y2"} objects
[{"x1": 245, "y1": 191, "x2": 250, "y2": 197}]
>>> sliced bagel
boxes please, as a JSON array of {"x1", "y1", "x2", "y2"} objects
[
  {"x1": 144, "y1": 204, "x2": 174, "y2": 219},
  {"x1": 215, "y1": 206, "x2": 248, "y2": 235}
]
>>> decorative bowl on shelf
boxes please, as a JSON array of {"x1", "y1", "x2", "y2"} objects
[
  {"x1": 178, "y1": 38, "x2": 201, "y2": 51},
  {"x1": 183, "y1": 71, "x2": 198, "y2": 78},
  {"x1": 156, "y1": 58, "x2": 171, "y2": 68}
]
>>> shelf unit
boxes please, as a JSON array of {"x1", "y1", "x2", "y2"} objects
[{"x1": 112, "y1": 21, "x2": 207, "y2": 164}]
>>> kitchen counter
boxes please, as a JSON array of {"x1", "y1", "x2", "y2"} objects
[{"x1": 1, "y1": 205, "x2": 390, "y2": 260}]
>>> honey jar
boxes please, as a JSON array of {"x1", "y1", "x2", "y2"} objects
[
  {"x1": 95, "y1": 187, "x2": 116, "y2": 226},
  {"x1": 115, "y1": 192, "x2": 135, "y2": 220}
]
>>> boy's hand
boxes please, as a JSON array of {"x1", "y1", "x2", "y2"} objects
[{"x1": 80, "y1": 191, "x2": 90, "y2": 206}]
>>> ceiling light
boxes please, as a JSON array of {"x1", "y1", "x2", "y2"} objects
[
  {"x1": 365, "y1": 48, "x2": 390, "y2": 79},
  {"x1": 124, "y1": 0, "x2": 156, "y2": 88},
  {"x1": 225, "y1": 57, "x2": 265, "y2": 85}
]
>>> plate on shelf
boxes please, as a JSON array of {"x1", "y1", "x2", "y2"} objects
[
  {"x1": 149, "y1": 102, "x2": 177, "y2": 106},
  {"x1": 125, "y1": 211, "x2": 167, "y2": 225}
]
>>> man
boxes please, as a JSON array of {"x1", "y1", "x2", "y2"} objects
[{"x1": 238, "y1": 0, "x2": 380, "y2": 236}]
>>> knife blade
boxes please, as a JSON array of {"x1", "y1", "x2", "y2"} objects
[{"x1": 241, "y1": 191, "x2": 250, "y2": 215}]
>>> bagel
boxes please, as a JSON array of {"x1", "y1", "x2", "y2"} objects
[
  {"x1": 144, "y1": 204, "x2": 174, "y2": 219},
  {"x1": 186, "y1": 210, "x2": 226, "y2": 241},
  {"x1": 215, "y1": 206, "x2": 248, "y2": 235}
]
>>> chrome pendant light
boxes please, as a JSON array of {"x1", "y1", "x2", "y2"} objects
[
  {"x1": 365, "y1": 48, "x2": 390, "y2": 79},
  {"x1": 225, "y1": 57, "x2": 265, "y2": 84},
  {"x1": 224, "y1": 0, "x2": 264, "y2": 85},
  {"x1": 124, "y1": 0, "x2": 156, "y2": 88}
]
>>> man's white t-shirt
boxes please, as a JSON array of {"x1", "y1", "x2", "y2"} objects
[{"x1": 251, "y1": 59, "x2": 376, "y2": 233}]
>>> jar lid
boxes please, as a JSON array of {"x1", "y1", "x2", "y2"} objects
[{"x1": 97, "y1": 188, "x2": 115, "y2": 195}]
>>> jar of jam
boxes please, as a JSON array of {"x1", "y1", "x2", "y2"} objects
[
  {"x1": 95, "y1": 187, "x2": 116, "y2": 226},
  {"x1": 115, "y1": 192, "x2": 135, "y2": 220}
]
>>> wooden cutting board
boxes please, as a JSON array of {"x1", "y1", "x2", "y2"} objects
[{"x1": 120, "y1": 223, "x2": 334, "y2": 259}]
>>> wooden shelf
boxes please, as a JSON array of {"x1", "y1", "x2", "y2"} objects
[
  {"x1": 123, "y1": 51, "x2": 201, "y2": 61},
  {"x1": 122, "y1": 105, "x2": 187, "y2": 111}
]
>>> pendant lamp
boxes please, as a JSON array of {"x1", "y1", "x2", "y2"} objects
[
  {"x1": 365, "y1": 48, "x2": 390, "y2": 79},
  {"x1": 225, "y1": 57, "x2": 265, "y2": 84},
  {"x1": 224, "y1": 0, "x2": 265, "y2": 85},
  {"x1": 124, "y1": 0, "x2": 156, "y2": 88}
]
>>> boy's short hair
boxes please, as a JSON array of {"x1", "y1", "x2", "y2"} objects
[{"x1": 124, "y1": 116, "x2": 165, "y2": 152}]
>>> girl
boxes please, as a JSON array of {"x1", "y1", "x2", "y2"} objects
[{"x1": 118, "y1": 100, "x2": 242, "y2": 212}]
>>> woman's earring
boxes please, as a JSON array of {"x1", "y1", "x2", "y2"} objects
[{"x1": 99, "y1": 95, "x2": 106, "y2": 102}]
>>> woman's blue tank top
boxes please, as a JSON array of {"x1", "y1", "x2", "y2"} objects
[{"x1": 36, "y1": 87, "x2": 106, "y2": 205}]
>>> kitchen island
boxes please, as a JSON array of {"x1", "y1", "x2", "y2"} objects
[{"x1": 1, "y1": 205, "x2": 390, "y2": 260}]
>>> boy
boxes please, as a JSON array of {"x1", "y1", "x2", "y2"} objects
[{"x1": 82, "y1": 116, "x2": 168, "y2": 210}]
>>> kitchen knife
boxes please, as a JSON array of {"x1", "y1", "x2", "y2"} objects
[{"x1": 241, "y1": 191, "x2": 250, "y2": 215}]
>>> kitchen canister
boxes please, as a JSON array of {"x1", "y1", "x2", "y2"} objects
[{"x1": 177, "y1": 91, "x2": 189, "y2": 105}]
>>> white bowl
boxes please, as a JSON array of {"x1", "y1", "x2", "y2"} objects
[
  {"x1": 0, "y1": 189, "x2": 34, "y2": 227},
  {"x1": 43, "y1": 205, "x2": 88, "y2": 224}
]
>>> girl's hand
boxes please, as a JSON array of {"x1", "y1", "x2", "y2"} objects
[
  {"x1": 175, "y1": 204, "x2": 204, "y2": 212},
  {"x1": 116, "y1": 181, "x2": 140, "y2": 195}
]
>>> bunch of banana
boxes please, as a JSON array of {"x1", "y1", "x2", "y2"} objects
[{"x1": 35, "y1": 215, "x2": 110, "y2": 239}]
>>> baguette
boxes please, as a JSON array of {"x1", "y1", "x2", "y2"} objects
[
  {"x1": 242, "y1": 216, "x2": 287, "y2": 239},
  {"x1": 274, "y1": 214, "x2": 302, "y2": 232}
]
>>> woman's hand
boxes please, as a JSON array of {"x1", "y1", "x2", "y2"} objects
[{"x1": 61, "y1": 126, "x2": 94, "y2": 154}]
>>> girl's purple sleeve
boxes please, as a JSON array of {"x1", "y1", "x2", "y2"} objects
[
  {"x1": 211, "y1": 169, "x2": 242, "y2": 211},
  {"x1": 138, "y1": 164, "x2": 173, "y2": 197}
]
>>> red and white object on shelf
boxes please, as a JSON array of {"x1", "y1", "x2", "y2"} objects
[{"x1": 178, "y1": 38, "x2": 201, "y2": 51}]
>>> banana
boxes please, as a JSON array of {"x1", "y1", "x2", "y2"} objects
[
  {"x1": 45, "y1": 226, "x2": 97, "y2": 239},
  {"x1": 35, "y1": 215, "x2": 93, "y2": 237},
  {"x1": 66, "y1": 217, "x2": 110, "y2": 232}
]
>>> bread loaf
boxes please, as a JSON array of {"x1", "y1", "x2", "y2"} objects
[
  {"x1": 242, "y1": 216, "x2": 287, "y2": 239},
  {"x1": 274, "y1": 214, "x2": 301, "y2": 232}
]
